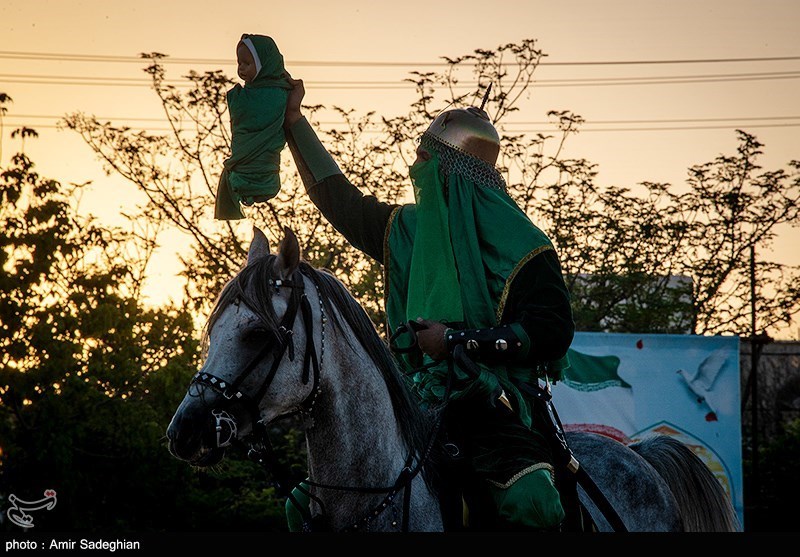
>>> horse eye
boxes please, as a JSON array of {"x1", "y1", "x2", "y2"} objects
[{"x1": 242, "y1": 327, "x2": 271, "y2": 343}]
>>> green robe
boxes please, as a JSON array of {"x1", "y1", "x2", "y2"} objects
[
  {"x1": 384, "y1": 148, "x2": 566, "y2": 428},
  {"x1": 284, "y1": 117, "x2": 573, "y2": 530},
  {"x1": 284, "y1": 117, "x2": 574, "y2": 386}
]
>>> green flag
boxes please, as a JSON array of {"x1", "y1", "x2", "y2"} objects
[{"x1": 562, "y1": 349, "x2": 632, "y2": 391}]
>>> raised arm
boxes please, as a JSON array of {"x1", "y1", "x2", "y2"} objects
[{"x1": 283, "y1": 76, "x2": 396, "y2": 262}]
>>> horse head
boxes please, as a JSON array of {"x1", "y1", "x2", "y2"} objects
[{"x1": 166, "y1": 226, "x2": 320, "y2": 466}]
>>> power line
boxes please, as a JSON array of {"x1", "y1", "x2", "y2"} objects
[
  {"x1": 9, "y1": 121, "x2": 800, "y2": 134},
  {"x1": 1, "y1": 50, "x2": 800, "y2": 67},
  {"x1": 2, "y1": 123, "x2": 175, "y2": 132},
  {"x1": 3, "y1": 70, "x2": 799, "y2": 85},
  {"x1": 7, "y1": 114, "x2": 800, "y2": 126},
  {"x1": 1, "y1": 78, "x2": 180, "y2": 88},
  {"x1": 0, "y1": 73, "x2": 187, "y2": 83},
  {"x1": 3, "y1": 72, "x2": 800, "y2": 89},
  {"x1": 505, "y1": 123, "x2": 800, "y2": 132},
  {"x1": 540, "y1": 56, "x2": 800, "y2": 67},
  {"x1": 8, "y1": 114, "x2": 168, "y2": 122},
  {"x1": 519, "y1": 71, "x2": 800, "y2": 84},
  {"x1": 533, "y1": 74, "x2": 800, "y2": 88},
  {"x1": 504, "y1": 115, "x2": 800, "y2": 125}
]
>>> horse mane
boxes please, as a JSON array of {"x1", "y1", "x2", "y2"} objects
[{"x1": 203, "y1": 254, "x2": 433, "y2": 468}]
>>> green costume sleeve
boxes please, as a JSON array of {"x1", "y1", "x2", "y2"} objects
[
  {"x1": 440, "y1": 252, "x2": 574, "y2": 373},
  {"x1": 285, "y1": 117, "x2": 397, "y2": 261},
  {"x1": 288, "y1": 117, "x2": 342, "y2": 182},
  {"x1": 500, "y1": 251, "x2": 575, "y2": 366}
]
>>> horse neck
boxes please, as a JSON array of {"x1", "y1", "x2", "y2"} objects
[{"x1": 303, "y1": 310, "x2": 409, "y2": 511}]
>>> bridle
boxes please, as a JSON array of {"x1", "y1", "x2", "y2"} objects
[
  {"x1": 186, "y1": 266, "x2": 435, "y2": 532},
  {"x1": 190, "y1": 268, "x2": 321, "y2": 453}
]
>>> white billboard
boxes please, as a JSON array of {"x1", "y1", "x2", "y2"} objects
[{"x1": 552, "y1": 332, "x2": 744, "y2": 526}]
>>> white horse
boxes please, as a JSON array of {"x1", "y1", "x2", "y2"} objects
[{"x1": 166, "y1": 227, "x2": 740, "y2": 533}]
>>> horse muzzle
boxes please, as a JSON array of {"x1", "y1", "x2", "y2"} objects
[{"x1": 166, "y1": 406, "x2": 239, "y2": 466}]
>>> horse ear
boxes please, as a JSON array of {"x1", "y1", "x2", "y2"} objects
[
  {"x1": 274, "y1": 226, "x2": 300, "y2": 279},
  {"x1": 247, "y1": 226, "x2": 271, "y2": 266}
]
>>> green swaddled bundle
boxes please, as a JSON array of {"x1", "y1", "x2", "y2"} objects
[{"x1": 215, "y1": 34, "x2": 292, "y2": 220}]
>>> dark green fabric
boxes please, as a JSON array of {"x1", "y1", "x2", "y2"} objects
[
  {"x1": 386, "y1": 150, "x2": 556, "y2": 427},
  {"x1": 285, "y1": 481, "x2": 311, "y2": 532},
  {"x1": 406, "y1": 155, "x2": 464, "y2": 324},
  {"x1": 289, "y1": 116, "x2": 342, "y2": 182},
  {"x1": 215, "y1": 34, "x2": 291, "y2": 220},
  {"x1": 487, "y1": 468, "x2": 565, "y2": 529},
  {"x1": 508, "y1": 322, "x2": 531, "y2": 355},
  {"x1": 449, "y1": 400, "x2": 552, "y2": 482},
  {"x1": 444, "y1": 401, "x2": 561, "y2": 530}
]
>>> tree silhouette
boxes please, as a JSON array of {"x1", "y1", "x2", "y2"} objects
[
  {"x1": 62, "y1": 40, "x2": 800, "y2": 337},
  {"x1": 0, "y1": 129, "x2": 299, "y2": 531}
]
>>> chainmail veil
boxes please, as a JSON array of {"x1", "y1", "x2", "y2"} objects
[{"x1": 419, "y1": 133, "x2": 507, "y2": 192}]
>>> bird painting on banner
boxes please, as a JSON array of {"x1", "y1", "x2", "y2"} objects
[{"x1": 676, "y1": 348, "x2": 728, "y2": 422}]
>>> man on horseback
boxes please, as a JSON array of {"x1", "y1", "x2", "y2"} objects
[{"x1": 283, "y1": 76, "x2": 575, "y2": 531}]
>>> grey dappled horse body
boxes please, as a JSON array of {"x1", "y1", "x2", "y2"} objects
[
  {"x1": 167, "y1": 227, "x2": 740, "y2": 532},
  {"x1": 567, "y1": 432, "x2": 739, "y2": 531}
]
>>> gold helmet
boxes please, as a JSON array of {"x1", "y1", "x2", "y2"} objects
[{"x1": 424, "y1": 106, "x2": 500, "y2": 166}]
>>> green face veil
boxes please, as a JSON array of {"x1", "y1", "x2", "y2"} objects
[
  {"x1": 386, "y1": 133, "x2": 563, "y2": 427},
  {"x1": 405, "y1": 154, "x2": 464, "y2": 325},
  {"x1": 214, "y1": 34, "x2": 292, "y2": 220}
]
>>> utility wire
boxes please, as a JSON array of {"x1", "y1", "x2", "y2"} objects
[
  {"x1": 7, "y1": 114, "x2": 800, "y2": 126},
  {"x1": 505, "y1": 116, "x2": 800, "y2": 125},
  {"x1": 11, "y1": 122, "x2": 800, "y2": 133},
  {"x1": 3, "y1": 69, "x2": 800, "y2": 85},
  {"x1": 2, "y1": 50, "x2": 800, "y2": 66},
  {"x1": 3, "y1": 73, "x2": 800, "y2": 89}
]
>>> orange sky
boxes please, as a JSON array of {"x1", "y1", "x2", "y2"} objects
[{"x1": 1, "y1": 0, "x2": 799, "y2": 337}]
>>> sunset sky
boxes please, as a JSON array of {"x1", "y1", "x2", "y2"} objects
[{"x1": 1, "y1": 0, "x2": 799, "y2": 337}]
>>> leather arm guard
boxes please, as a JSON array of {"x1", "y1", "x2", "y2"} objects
[{"x1": 444, "y1": 323, "x2": 530, "y2": 363}]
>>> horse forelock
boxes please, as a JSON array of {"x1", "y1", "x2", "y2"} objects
[{"x1": 202, "y1": 255, "x2": 281, "y2": 355}]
